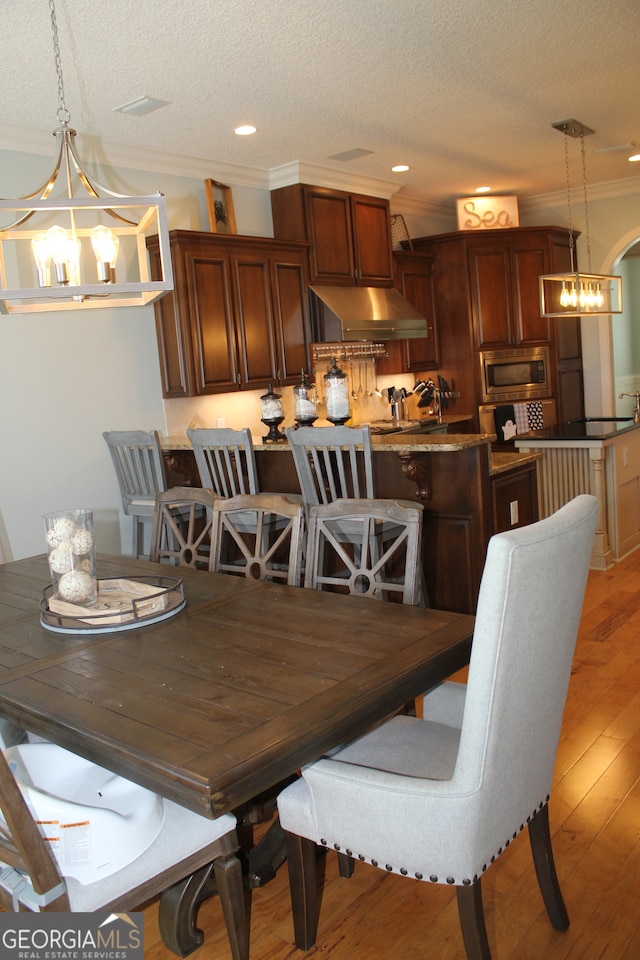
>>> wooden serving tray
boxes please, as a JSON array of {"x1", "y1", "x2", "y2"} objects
[{"x1": 41, "y1": 576, "x2": 185, "y2": 633}]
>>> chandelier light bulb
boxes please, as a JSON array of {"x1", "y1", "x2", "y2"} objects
[
  {"x1": 46, "y1": 225, "x2": 72, "y2": 283},
  {"x1": 31, "y1": 232, "x2": 52, "y2": 287},
  {"x1": 91, "y1": 225, "x2": 120, "y2": 282},
  {"x1": 66, "y1": 236, "x2": 82, "y2": 287},
  {"x1": 560, "y1": 283, "x2": 570, "y2": 308}
]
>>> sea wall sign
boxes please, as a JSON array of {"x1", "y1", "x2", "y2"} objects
[{"x1": 456, "y1": 195, "x2": 519, "y2": 231}]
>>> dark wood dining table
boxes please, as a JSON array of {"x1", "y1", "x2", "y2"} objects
[{"x1": 0, "y1": 553, "x2": 474, "y2": 950}]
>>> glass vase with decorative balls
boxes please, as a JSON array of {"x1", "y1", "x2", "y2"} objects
[
  {"x1": 324, "y1": 358, "x2": 351, "y2": 425},
  {"x1": 293, "y1": 369, "x2": 318, "y2": 427},
  {"x1": 260, "y1": 383, "x2": 286, "y2": 442}
]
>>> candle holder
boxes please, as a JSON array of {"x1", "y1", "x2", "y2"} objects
[
  {"x1": 293, "y1": 369, "x2": 318, "y2": 427},
  {"x1": 260, "y1": 383, "x2": 286, "y2": 442},
  {"x1": 323, "y1": 358, "x2": 351, "y2": 425}
]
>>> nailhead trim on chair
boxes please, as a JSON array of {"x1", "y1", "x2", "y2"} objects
[{"x1": 313, "y1": 798, "x2": 553, "y2": 886}]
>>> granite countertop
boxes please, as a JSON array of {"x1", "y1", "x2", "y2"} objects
[
  {"x1": 490, "y1": 450, "x2": 542, "y2": 476},
  {"x1": 515, "y1": 418, "x2": 640, "y2": 443},
  {"x1": 163, "y1": 430, "x2": 494, "y2": 455}
]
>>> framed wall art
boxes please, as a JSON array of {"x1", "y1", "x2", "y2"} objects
[{"x1": 205, "y1": 179, "x2": 237, "y2": 234}]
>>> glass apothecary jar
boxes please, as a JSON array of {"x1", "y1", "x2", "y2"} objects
[
  {"x1": 324, "y1": 358, "x2": 350, "y2": 425},
  {"x1": 260, "y1": 383, "x2": 286, "y2": 442},
  {"x1": 43, "y1": 508, "x2": 97, "y2": 606},
  {"x1": 293, "y1": 369, "x2": 318, "y2": 427}
]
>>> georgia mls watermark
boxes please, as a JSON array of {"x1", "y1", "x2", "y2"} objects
[{"x1": 0, "y1": 912, "x2": 144, "y2": 960}]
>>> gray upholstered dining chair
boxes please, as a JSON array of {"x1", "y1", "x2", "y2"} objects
[
  {"x1": 0, "y1": 741, "x2": 247, "y2": 960},
  {"x1": 103, "y1": 429, "x2": 168, "y2": 558},
  {"x1": 304, "y1": 497, "x2": 424, "y2": 605},
  {"x1": 277, "y1": 494, "x2": 599, "y2": 960},
  {"x1": 149, "y1": 486, "x2": 217, "y2": 569},
  {"x1": 211, "y1": 492, "x2": 305, "y2": 585}
]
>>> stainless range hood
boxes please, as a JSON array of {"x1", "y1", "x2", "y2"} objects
[{"x1": 310, "y1": 285, "x2": 428, "y2": 341}]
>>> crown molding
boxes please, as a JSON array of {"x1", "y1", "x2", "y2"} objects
[
  {"x1": 388, "y1": 190, "x2": 457, "y2": 223},
  {"x1": 520, "y1": 174, "x2": 640, "y2": 213},
  {"x1": 266, "y1": 160, "x2": 402, "y2": 198}
]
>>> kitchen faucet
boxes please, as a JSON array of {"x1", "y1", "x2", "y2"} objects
[{"x1": 619, "y1": 392, "x2": 640, "y2": 423}]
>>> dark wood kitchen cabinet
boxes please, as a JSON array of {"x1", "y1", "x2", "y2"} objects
[
  {"x1": 413, "y1": 226, "x2": 573, "y2": 350},
  {"x1": 377, "y1": 251, "x2": 440, "y2": 375},
  {"x1": 491, "y1": 461, "x2": 538, "y2": 533},
  {"x1": 147, "y1": 231, "x2": 312, "y2": 397},
  {"x1": 271, "y1": 184, "x2": 394, "y2": 286},
  {"x1": 410, "y1": 226, "x2": 583, "y2": 428},
  {"x1": 465, "y1": 232, "x2": 552, "y2": 349}
]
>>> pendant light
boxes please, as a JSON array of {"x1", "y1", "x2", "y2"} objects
[
  {"x1": 0, "y1": 0, "x2": 173, "y2": 314},
  {"x1": 539, "y1": 119, "x2": 622, "y2": 318}
]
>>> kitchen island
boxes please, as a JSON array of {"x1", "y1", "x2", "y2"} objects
[
  {"x1": 163, "y1": 430, "x2": 538, "y2": 614},
  {"x1": 515, "y1": 418, "x2": 640, "y2": 569}
]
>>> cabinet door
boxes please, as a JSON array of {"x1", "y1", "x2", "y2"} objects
[
  {"x1": 511, "y1": 243, "x2": 551, "y2": 344},
  {"x1": 469, "y1": 245, "x2": 512, "y2": 348},
  {"x1": 189, "y1": 253, "x2": 240, "y2": 393},
  {"x1": 470, "y1": 238, "x2": 552, "y2": 348},
  {"x1": 395, "y1": 253, "x2": 439, "y2": 369},
  {"x1": 491, "y1": 466, "x2": 538, "y2": 533},
  {"x1": 270, "y1": 255, "x2": 312, "y2": 385},
  {"x1": 231, "y1": 255, "x2": 279, "y2": 389},
  {"x1": 305, "y1": 188, "x2": 355, "y2": 284},
  {"x1": 350, "y1": 195, "x2": 394, "y2": 285}
]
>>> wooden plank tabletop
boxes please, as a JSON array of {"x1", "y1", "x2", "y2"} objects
[{"x1": 0, "y1": 554, "x2": 474, "y2": 817}]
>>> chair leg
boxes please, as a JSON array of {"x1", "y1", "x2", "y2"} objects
[
  {"x1": 456, "y1": 882, "x2": 492, "y2": 960},
  {"x1": 133, "y1": 517, "x2": 144, "y2": 559},
  {"x1": 529, "y1": 802, "x2": 570, "y2": 931},
  {"x1": 337, "y1": 851, "x2": 355, "y2": 877},
  {"x1": 213, "y1": 850, "x2": 250, "y2": 960},
  {"x1": 284, "y1": 830, "x2": 319, "y2": 950}
]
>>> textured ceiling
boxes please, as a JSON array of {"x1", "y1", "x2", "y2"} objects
[{"x1": 2, "y1": 0, "x2": 640, "y2": 204}]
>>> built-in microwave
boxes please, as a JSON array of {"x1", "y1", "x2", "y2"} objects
[{"x1": 479, "y1": 346, "x2": 551, "y2": 403}]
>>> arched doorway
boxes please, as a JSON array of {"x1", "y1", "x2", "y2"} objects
[
  {"x1": 581, "y1": 229, "x2": 640, "y2": 419},
  {"x1": 612, "y1": 239, "x2": 640, "y2": 416}
]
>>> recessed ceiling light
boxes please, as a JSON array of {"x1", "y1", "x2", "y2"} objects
[
  {"x1": 475, "y1": 186, "x2": 492, "y2": 193},
  {"x1": 235, "y1": 125, "x2": 257, "y2": 136},
  {"x1": 392, "y1": 164, "x2": 409, "y2": 173},
  {"x1": 629, "y1": 153, "x2": 640, "y2": 162}
]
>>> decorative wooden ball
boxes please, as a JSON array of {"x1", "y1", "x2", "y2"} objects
[
  {"x1": 58, "y1": 570, "x2": 96, "y2": 603},
  {"x1": 48, "y1": 546, "x2": 72, "y2": 574},
  {"x1": 71, "y1": 528, "x2": 94, "y2": 555},
  {"x1": 46, "y1": 517, "x2": 77, "y2": 547}
]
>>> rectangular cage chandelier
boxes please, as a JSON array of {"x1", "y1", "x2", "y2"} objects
[
  {"x1": 539, "y1": 119, "x2": 622, "y2": 318},
  {"x1": 0, "y1": 0, "x2": 173, "y2": 314}
]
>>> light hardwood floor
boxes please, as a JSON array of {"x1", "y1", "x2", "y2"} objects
[{"x1": 142, "y1": 549, "x2": 640, "y2": 960}]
